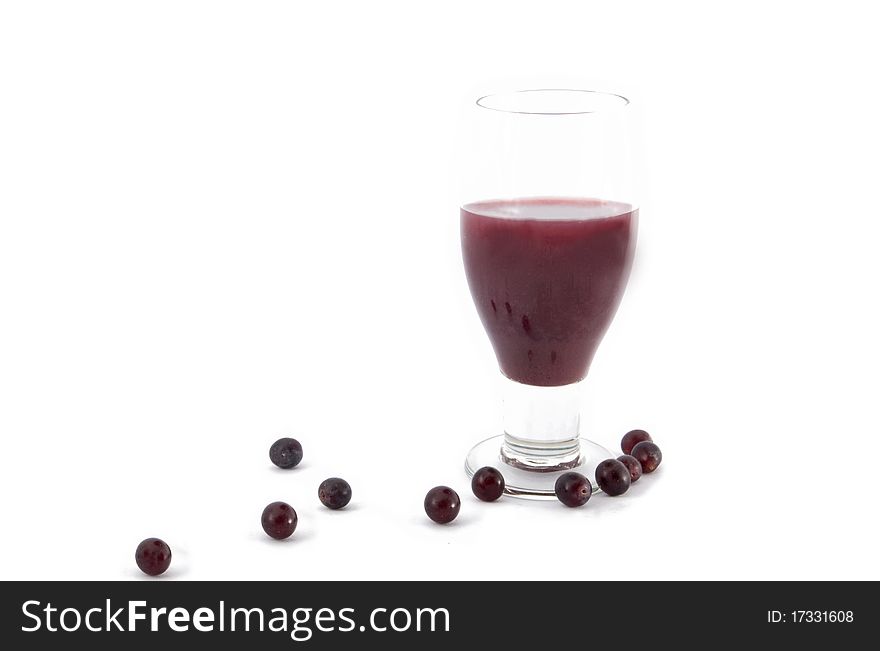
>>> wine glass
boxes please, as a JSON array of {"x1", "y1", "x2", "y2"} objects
[{"x1": 461, "y1": 89, "x2": 638, "y2": 498}]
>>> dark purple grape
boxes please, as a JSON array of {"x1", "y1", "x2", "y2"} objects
[
  {"x1": 261, "y1": 501, "x2": 298, "y2": 539},
  {"x1": 554, "y1": 472, "x2": 592, "y2": 507},
  {"x1": 318, "y1": 477, "x2": 352, "y2": 510},
  {"x1": 269, "y1": 437, "x2": 303, "y2": 469},
  {"x1": 617, "y1": 454, "x2": 643, "y2": 483},
  {"x1": 621, "y1": 429, "x2": 652, "y2": 455},
  {"x1": 471, "y1": 467, "x2": 505, "y2": 502},
  {"x1": 595, "y1": 459, "x2": 632, "y2": 496},
  {"x1": 424, "y1": 486, "x2": 461, "y2": 524},
  {"x1": 632, "y1": 441, "x2": 662, "y2": 473},
  {"x1": 135, "y1": 538, "x2": 171, "y2": 577}
]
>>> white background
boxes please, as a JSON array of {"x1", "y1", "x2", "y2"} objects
[{"x1": 1, "y1": 0, "x2": 878, "y2": 581}]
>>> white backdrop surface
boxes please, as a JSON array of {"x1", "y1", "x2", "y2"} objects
[{"x1": 1, "y1": 0, "x2": 878, "y2": 580}]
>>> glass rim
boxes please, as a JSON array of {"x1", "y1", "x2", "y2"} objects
[{"x1": 475, "y1": 88, "x2": 630, "y2": 116}]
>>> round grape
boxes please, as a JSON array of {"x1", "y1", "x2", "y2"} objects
[
  {"x1": 621, "y1": 429, "x2": 652, "y2": 455},
  {"x1": 554, "y1": 472, "x2": 592, "y2": 507},
  {"x1": 135, "y1": 538, "x2": 172, "y2": 577},
  {"x1": 318, "y1": 477, "x2": 352, "y2": 510},
  {"x1": 471, "y1": 467, "x2": 505, "y2": 502},
  {"x1": 424, "y1": 486, "x2": 461, "y2": 524},
  {"x1": 261, "y1": 501, "x2": 298, "y2": 539},
  {"x1": 617, "y1": 454, "x2": 643, "y2": 483},
  {"x1": 269, "y1": 437, "x2": 303, "y2": 469},
  {"x1": 632, "y1": 441, "x2": 663, "y2": 473},
  {"x1": 595, "y1": 459, "x2": 632, "y2": 496}
]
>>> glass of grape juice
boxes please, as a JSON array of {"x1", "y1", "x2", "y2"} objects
[{"x1": 461, "y1": 89, "x2": 639, "y2": 498}]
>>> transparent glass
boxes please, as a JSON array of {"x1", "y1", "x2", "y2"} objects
[{"x1": 460, "y1": 89, "x2": 638, "y2": 498}]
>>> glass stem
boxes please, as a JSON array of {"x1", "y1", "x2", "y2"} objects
[{"x1": 500, "y1": 375, "x2": 582, "y2": 471}]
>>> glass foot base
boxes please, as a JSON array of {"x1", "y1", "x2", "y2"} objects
[{"x1": 464, "y1": 435, "x2": 614, "y2": 500}]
